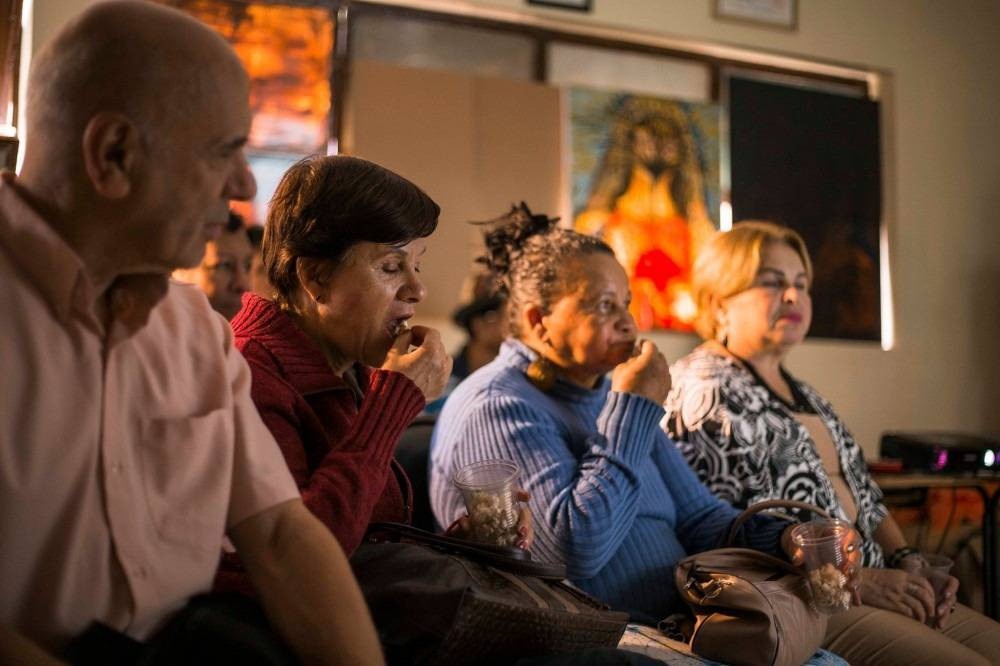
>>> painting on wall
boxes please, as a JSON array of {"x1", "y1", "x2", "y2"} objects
[
  {"x1": 167, "y1": 0, "x2": 333, "y2": 154},
  {"x1": 165, "y1": 0, "x2": 334, "y2": 225},
  {"x1": 571, "y1": 88, "x2": 721, "y2": 332},
  {"x1": 728, "y1": 75, "x2": 882, "y2": 341}
]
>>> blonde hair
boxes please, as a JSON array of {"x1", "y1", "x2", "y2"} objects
[{"x1": 692, "y1": 221, "x2": 813, "y2": 341}]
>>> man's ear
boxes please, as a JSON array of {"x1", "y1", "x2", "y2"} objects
[
  {"x1": 295, "y1": 258, "x2": 328, "y2": 303},
  {"x1": 81, "y1": 112, "x2": 142, "y2": 199}
]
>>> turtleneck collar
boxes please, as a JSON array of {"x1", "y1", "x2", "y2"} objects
[
  {"x1": 231, "y1": 292, "x2": 371, "y2": 396},
  {"x1": 500, "y1": 339, "x2": 611, "y2": 410}
]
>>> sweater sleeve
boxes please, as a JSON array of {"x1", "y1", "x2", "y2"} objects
[
  {"x1": 246, "y1": 350, "x2": 425, "y2": 555},
  {"x1": 652, "y1": 430, "x2": 785, "y2": 557},
  {"x1": 436, "y1": 390, "x2": 664, "y2": 579}
]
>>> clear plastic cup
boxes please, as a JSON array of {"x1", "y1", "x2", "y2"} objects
[
  {"x1": 791, "y1": 519, "x2": 859, "y2": 614},
  {"x1": 920, "y1": 553, "x2": 954, "y2": 625},
  {"x1": 453, "y1": 459, "x2": 520, "y2": 547}
]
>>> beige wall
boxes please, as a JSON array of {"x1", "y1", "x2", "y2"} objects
[{"x1": 26, "y1": 0, "x2": 1000, "y2": 456}]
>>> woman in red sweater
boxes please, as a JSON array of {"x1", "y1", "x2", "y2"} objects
[{"x1": 216, "y1": 156, "x2": 495, "y2": 594}]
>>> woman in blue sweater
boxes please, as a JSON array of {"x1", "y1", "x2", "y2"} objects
[{"x1": 429, "y1": 204, "x2": 815, "y2": 627}]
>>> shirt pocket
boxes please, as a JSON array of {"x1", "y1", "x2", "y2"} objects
[{"x1": 138, "y1": 408, "x2": 232, "y2": 554}]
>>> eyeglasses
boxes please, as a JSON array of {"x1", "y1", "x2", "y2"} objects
[{"x1": 203, "y1": 258, "x2": 252, "y2": 275}]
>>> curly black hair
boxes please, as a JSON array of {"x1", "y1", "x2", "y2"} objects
[{"x1": 477, "y1": 202, "x2": 613, "y2": 336}]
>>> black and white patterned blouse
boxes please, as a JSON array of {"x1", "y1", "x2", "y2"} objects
[{"x1": 663, "y1": 343, "x2": 889, "y2": 568}]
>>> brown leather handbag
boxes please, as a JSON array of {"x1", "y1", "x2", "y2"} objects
[{"x1": 674, "y1": 500, "x2": 831, "y2": 666}]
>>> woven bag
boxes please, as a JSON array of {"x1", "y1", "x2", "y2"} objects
[
  {"x1": 352, "y1": 522, "x2": 629, "y2": 665},
  {"x1": 675, "y1": 500, "x2": 832, "y2": 666}
]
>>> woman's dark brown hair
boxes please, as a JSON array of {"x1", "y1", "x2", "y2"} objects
[
  {"x1": 478, "y1": 203, "x2": 614, "y2": 336},
  {"x1": 263, "y1": 155, "x2": 439, "y2": 306}
]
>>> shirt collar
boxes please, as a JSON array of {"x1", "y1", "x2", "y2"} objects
[
  {"x1": 0, "y1": 172, "x2": 168, "y2": 336},
  {"x1": 0, "y1": 172, "x2": 93, "y2": 325}
]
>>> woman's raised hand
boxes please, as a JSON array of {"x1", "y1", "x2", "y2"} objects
[
  {"x1": 382, "y1": 325, "x2": 453, "y2": 401},
  {"x1": 610, "y1": 339, "x2": 671, "y2": 404}
]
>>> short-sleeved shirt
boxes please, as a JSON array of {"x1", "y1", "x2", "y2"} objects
[{"x1": 0, "y1": 174, "x2": 299, "y2": 651}]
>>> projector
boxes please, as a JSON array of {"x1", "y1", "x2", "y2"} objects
[{"x1": 880, "y1": 431, "x2": 1000, "y2": 474}]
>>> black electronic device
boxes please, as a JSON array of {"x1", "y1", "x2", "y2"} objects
[{"x1": 880, "y1": 431, "x2": 1000, "y2": 474}]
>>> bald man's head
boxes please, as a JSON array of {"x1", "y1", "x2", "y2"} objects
[
  {"x1": 19, "y1": 0, "x2": 257, "y2": 276},
  {"x1": 26, "y1": 1, "x2": 245, "y2": 161}
]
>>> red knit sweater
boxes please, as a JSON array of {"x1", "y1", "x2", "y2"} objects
[{"x1": 216, "y1": 294, "x2": 426, "y2": 592}]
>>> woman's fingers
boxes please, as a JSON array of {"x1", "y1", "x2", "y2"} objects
[
  {"x1": 444, "y1": 515, "x2": 471, "y2": 539},
  {"x1": 898, "y1": 589, "x2": 926, "y2": 623},
  {"x1": 906, "y1": 576, "x2": 936, "y2": 619},
  {"x1": 515, "y1": 488, "x2": 533, "y2": 549},
  {"x1": 516, "y1": 506, "x2": 533, "y2": 550}
]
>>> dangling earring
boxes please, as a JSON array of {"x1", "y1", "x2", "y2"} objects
[
  {"x1": 715, "y1": 312, "x2": 729, "y2": 347},
  {"x1": 525, "y1": 356, "x2": 557, "y2": 392}
]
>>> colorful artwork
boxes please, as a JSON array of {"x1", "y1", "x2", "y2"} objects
[
  {"x1": 571, "y1": 88, "x2": 720, "y2": 332},
  {"x1": 166, "y1": 0, "x2": 333, "y2": 154}
]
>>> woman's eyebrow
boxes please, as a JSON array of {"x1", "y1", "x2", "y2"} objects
[{"x1": 758, "y1": 267, "x2": 807, "y2": 279}]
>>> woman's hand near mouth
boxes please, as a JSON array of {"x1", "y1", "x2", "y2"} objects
[
  {"x1": 610, "y1": 339, "x2": 671, "y2": 404},
  {"x1": 382, "y1": 325, "x2": 452, "y2": 401}
]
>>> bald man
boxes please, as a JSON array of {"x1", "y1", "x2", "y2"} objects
[{"x1": 0, "y1": 2, "x2": 382, "y2": 664}]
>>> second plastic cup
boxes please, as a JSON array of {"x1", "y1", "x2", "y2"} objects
[
  {"x1": 920, "y1": 553, "x2": 954, "y2": 625},
  {"x1": 453, "y1": 459, "x2": 520, "y2": 547},
  {"x1": 791, "y1": 518, "x2": 858, "y2": 614}
]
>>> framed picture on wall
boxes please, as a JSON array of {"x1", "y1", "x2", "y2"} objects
[
  {"x1": 713, "y1": 0, "x2": 797, "y2": 30},
  {"x1": 527, "y1": 0, "x2": 592, "y2": 12}
]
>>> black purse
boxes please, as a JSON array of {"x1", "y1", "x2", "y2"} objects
[{"x1": 352, "y1": 522, "x2": 629, "y2": 665}]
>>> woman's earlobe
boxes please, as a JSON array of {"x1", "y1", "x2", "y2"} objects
[{"x1": 295, "y1": 259, "x2": 327, "y2": 304}]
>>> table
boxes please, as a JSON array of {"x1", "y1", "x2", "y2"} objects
[{"x1": 873, "y1": 473, "x2": 999, "y2": 619}]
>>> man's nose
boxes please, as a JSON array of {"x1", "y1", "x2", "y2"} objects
[{"x1": 225, "y1": 156, "x2": 257, "y2": 202}]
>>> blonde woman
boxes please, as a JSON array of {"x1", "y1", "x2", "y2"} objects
[{"x1": 664, "y1": 221, "x2": 1000, "y2": 665}]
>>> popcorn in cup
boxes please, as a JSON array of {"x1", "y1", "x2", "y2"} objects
[
  {"x1": 453, "y1": 459, "x2": 520, "y2": 547},
  {"x1": 790, "y1": 519, "x2": 860, "y2": 614}
]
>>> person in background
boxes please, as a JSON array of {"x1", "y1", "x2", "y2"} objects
[
  {"x1": 427, "y1": 205, "x2": 847, "y2": 665},
  {"x1": 246, "y1": 223, "x2": 273, "y2": 298},
  {"x1": 450, "y1": 271, "x2": 507, "y2": 383},
  {"x1": 424, "y1": 271, "x2": 507, "y2": 414},
  {"x1": 173, "y1": 210, "x2": 253, "y2": 319},
  {"x1": 0, "y1": 3, "x2": 382, "y2": 664},
  {"x1": 664, "y1": 220, "x2": 1000, "y2": 665}
]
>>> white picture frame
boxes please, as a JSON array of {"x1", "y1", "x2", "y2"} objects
[
  {"x1": 713, "y1": 0, "x2": 797, "y2": 30},
  {"x1": 527, "y1": 0, "x2": 592, "y2": 12}
]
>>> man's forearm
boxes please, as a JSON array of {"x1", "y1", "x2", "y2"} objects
[{"x1": 230, "y1": 500, "x2": 384, "y2": 666}]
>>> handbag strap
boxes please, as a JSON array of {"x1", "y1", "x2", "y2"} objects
[
  {"x1": 725, "y1": 499, "x2": 830, "y2": 547},
  {"x1": 366, "y1": 522, "x2": 568, "y2": 580}
]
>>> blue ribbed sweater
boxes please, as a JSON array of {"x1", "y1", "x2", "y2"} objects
[{"x1": 429, "y1": 340, "x2": 787, "y2": 624}]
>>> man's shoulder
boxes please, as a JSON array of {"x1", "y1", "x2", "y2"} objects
[{"x1": 134, "y1": 280, "x2": 233, "y2": 362}]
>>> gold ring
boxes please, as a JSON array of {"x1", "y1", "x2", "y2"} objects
[{"x1": 906, "y1": 583, "x2": 920, "y2": 595}]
